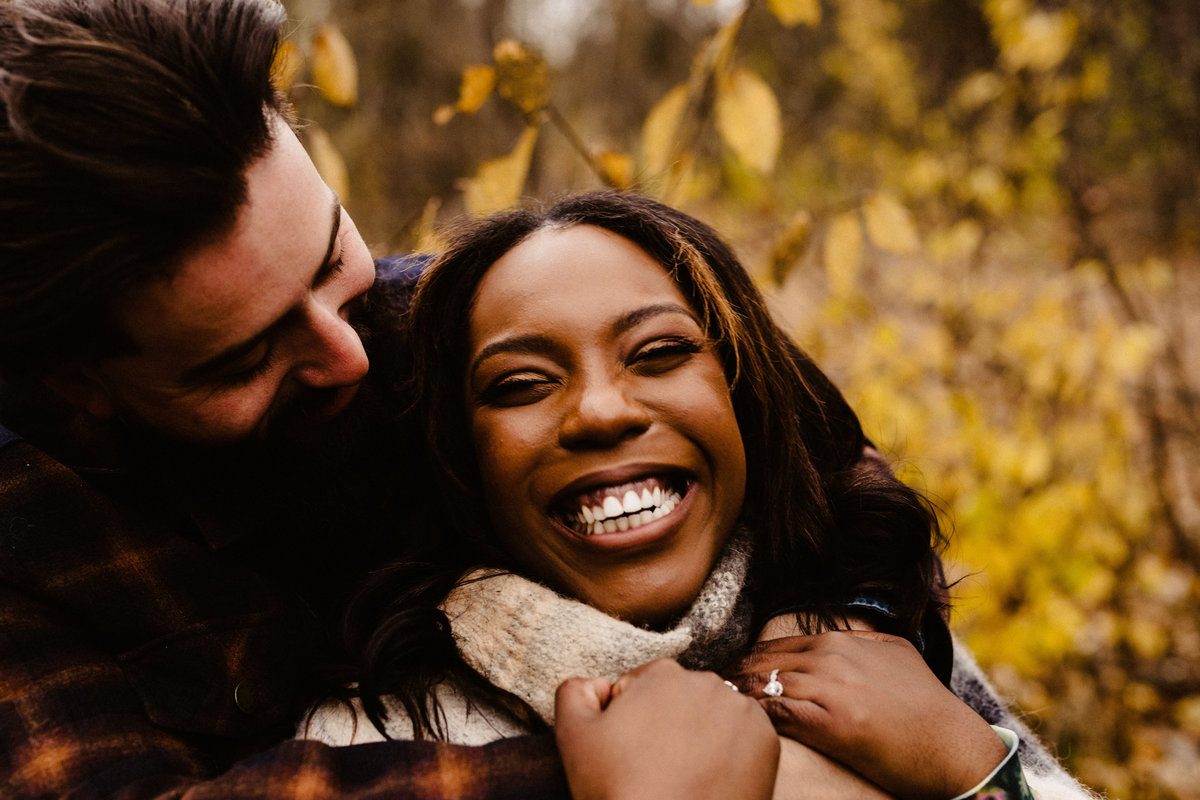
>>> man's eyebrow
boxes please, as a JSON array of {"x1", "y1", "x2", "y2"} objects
[
  {"x1": 468, "y1": 303, "x2": 698, "y2": 381},
  {"x1": 178, "y1": 193, "x2": 344, "y2": 386},
  {"x1": 311, "y1": 194, "x2": 344, "y2": 288}
]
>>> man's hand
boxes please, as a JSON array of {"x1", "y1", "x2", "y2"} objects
[
  {"x1": 555, "y1": 658, "x2": 779, "y2": 800},
  {"x1": 728, "y1": 631, "x2": 1007, "y2": 800}
]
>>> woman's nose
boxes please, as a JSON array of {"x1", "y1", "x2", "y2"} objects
[
  {"x1": 291, "y1": 301, "x2": 370, "y2": 389},
  {"x1": 558, "y1": 377, "x2": 652, "y2": 449}
]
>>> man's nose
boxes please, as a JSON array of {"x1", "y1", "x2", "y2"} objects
[
  {"x1": 558, "y1": 376, "x2": 652, "y2": 449},
  {"x1": 291, "y1": 301, "x2": 369, "y2": 388}
]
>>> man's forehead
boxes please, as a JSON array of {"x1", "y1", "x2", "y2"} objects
[{"x1": 114, "y1": 123, "x2": 338, "y2": 361}]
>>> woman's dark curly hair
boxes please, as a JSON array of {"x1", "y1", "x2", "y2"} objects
[{"x1": 341, "y1": 191, "x2": 947, "y2": 739}]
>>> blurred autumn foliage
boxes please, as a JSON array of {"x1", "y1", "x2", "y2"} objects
[{"x1": 280, "y1": 0, "x2": 1199, "y2": 796}]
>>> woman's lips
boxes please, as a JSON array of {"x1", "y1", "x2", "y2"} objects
[{"x1": 554, "y1": 475, "x2": 691, "y2": 535}]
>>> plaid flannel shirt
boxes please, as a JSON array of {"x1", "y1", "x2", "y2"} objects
[
  {"x1": 0, "y1": 433, "x2": 569, "y2": 799},
  {"x1": 0, "y1": 257, "x2": 569, "y2": 798}
]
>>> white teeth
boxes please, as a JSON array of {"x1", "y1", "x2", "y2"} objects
[
  {"x1": 628, "y1": 509, "x2": 655, "y2": 530},
  {"x1": 571, "y1": 484, "x2": 686, "y2": 535},
  {"x1": 603, "y1": 496, "x2": 624, "y2": 518}
]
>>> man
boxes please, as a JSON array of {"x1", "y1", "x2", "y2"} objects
[{"x1": 0, "y1": 0, "x2": 780, "y2": 797}]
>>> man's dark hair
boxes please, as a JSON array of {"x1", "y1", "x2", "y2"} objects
[{"x1": 0, "y1": 0, "x2": 289, "y2": 379}]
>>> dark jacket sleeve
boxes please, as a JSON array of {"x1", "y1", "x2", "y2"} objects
[{"x1": 0, "y1": 437, "x2": 570, "y2": 800}]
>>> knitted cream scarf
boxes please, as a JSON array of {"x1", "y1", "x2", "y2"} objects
[{"x1": 439, "y1": 531, "x2": 754, "y2": 725}]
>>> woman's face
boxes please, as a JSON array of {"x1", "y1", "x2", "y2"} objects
[{"x1": 465, "y1": 224, "x2": 747, "y2": 627}]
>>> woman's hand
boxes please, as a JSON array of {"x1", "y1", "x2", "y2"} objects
[
  {"x1": 728, "y1": 630, "x2": 1007, "y2": 800},
  {"x1": 555, "y1": 658, "x2": 779, "y2": 800}
]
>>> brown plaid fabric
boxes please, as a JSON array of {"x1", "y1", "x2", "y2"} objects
[{"x1": 0, "y1": 438, "x2": 569, "y2": 799}]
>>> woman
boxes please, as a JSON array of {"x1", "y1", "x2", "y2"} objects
[{"x1": 303, "y1": 192, "x2": 1093, "y2": 799}]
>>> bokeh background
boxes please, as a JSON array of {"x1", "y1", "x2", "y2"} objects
[{"x1": 278, "y1": 0, "x2": 1199, "y2": 796}]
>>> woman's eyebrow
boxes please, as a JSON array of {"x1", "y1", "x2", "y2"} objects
[
  {"x1": 468, "y1": 303, "x2": 700, "y2": 380},
  {"x1": 611, "y1": 303, "x2": 698, "y2": 336},
  {"x1": 469, "y1": 334, "x2": 558, "y2": 379}
]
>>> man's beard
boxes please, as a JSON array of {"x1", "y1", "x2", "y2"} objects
[
  {"x1": 114, "y1": 372, "x2": 390, "y2": 482},
  {"x1": 121, "y1": 299, "x2": 386, "y2": 466}
]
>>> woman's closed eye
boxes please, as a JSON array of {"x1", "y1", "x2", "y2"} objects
[
  {"x1": 629, "y1": 336, "x2": 703, "y2": 375},
  {"x1": 479, "y1": 370, "x2": 559, "y2": 407}
]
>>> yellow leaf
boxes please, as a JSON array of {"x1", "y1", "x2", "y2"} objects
[
  {"x1": 1002, "y1": 10, "x2": 1078, "y2": 73},
  {"x1": 715, "y1": 67, "x2": 781, "y2": 174},
  {"x1": 1138, "y1": 256, "x2": 1173, "y2": 292},
  {"x1": 862, "y1": 192, "x2": 920, "y2": 255},
  {"x1": 493, "y1": 40, "x2": 549, "y2": 116},
  {"x1": 272, "y1": 38, "x2": 304, "y2": 93},
  {"x1": 824, "y1": 211, "x2": 862, "y2": 297},
  {"x1": 304, "y1": 127, "x2": 349, "y2": 201},
  {"x1": 597, "y1": 149, "x2": 635, "y2": 188},
  {"x1": 1079, "y1": 55, "x2": 1110, "y2": 101},
  {"x1": 769, "y1": 209, "x2": 813, "y2": 284},
  {"x1": 768, "y1": 0, "x2": 821, "y2": 27},
  {"x1": 457, "y1": 65, "x2": 496, "y2": 113},
  {"x1": 928, "y1": 219, "x2": 983, "y2": 265},
  {"x1": 1107, "y1": 323, "x2": 1165, "y2": 381},
  {"x1": 414, "y1": 196, "x2": 444, "y2": 255},
  {"x1": 1125, "y1": 618, "x2": 1170, "y2": 660},
  {"x1": 642, "y1": 84, "x2": 689, "y2": 178},
  {"x1": 310, "y1": 23, "x2": 358, "y2": 107},
  {"x1": 1175, "y1": 696, "x2": 1200, "y2": 739},
  {"x1": 434, "y1": 65, "x2": 496, "y2": 126},
  {"x1": 463, "y1": 126, "x2": 539, "y2": 214},
  {"x1": 954, "y1": 71, "x2": 1004, "y2": 112}
]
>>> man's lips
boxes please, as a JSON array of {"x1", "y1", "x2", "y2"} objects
[
  {"x1": 269, "y1": 382, "x2": 361, "y2": 436},
  {"x1": 314, "y1": 383, "x2": 360, "y2": 422}
]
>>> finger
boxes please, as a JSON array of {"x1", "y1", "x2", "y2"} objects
[
  {"x1": 837, "y1": 628, "x2": 911, "y2": 647},
  {"x1": 741, "y1": 666, "x2": 797, "y2": 699},
  {"x1": 556, "y1": 675, "x2": 613, "y2": 723},
  {"x1": 750, "y1": 628, "x2": 908, "y2": 654},
  {"x1": 759, "y1": 695, "x2": 835, "y2": 746},
  {"x1": 610, "y1": 657, "x2": 683, "y2": 702},
  {"x1": 746, "y1": 633, "x2": 819, "y2": 656},
  {"x1": 725, "y1": 650, "x2": 817, "y2": 681},
  {"x1": 726, "y1": 666, "x2": 777, "y2": 697}
]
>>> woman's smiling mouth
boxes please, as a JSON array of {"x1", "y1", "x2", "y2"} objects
[{"x1": 555, "y1": 476, "x2": 690, "y2": 535}]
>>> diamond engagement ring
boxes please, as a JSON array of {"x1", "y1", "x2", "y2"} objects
[{"x1": 763, "y1": 669, "x2": 784, "y2": 697}]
